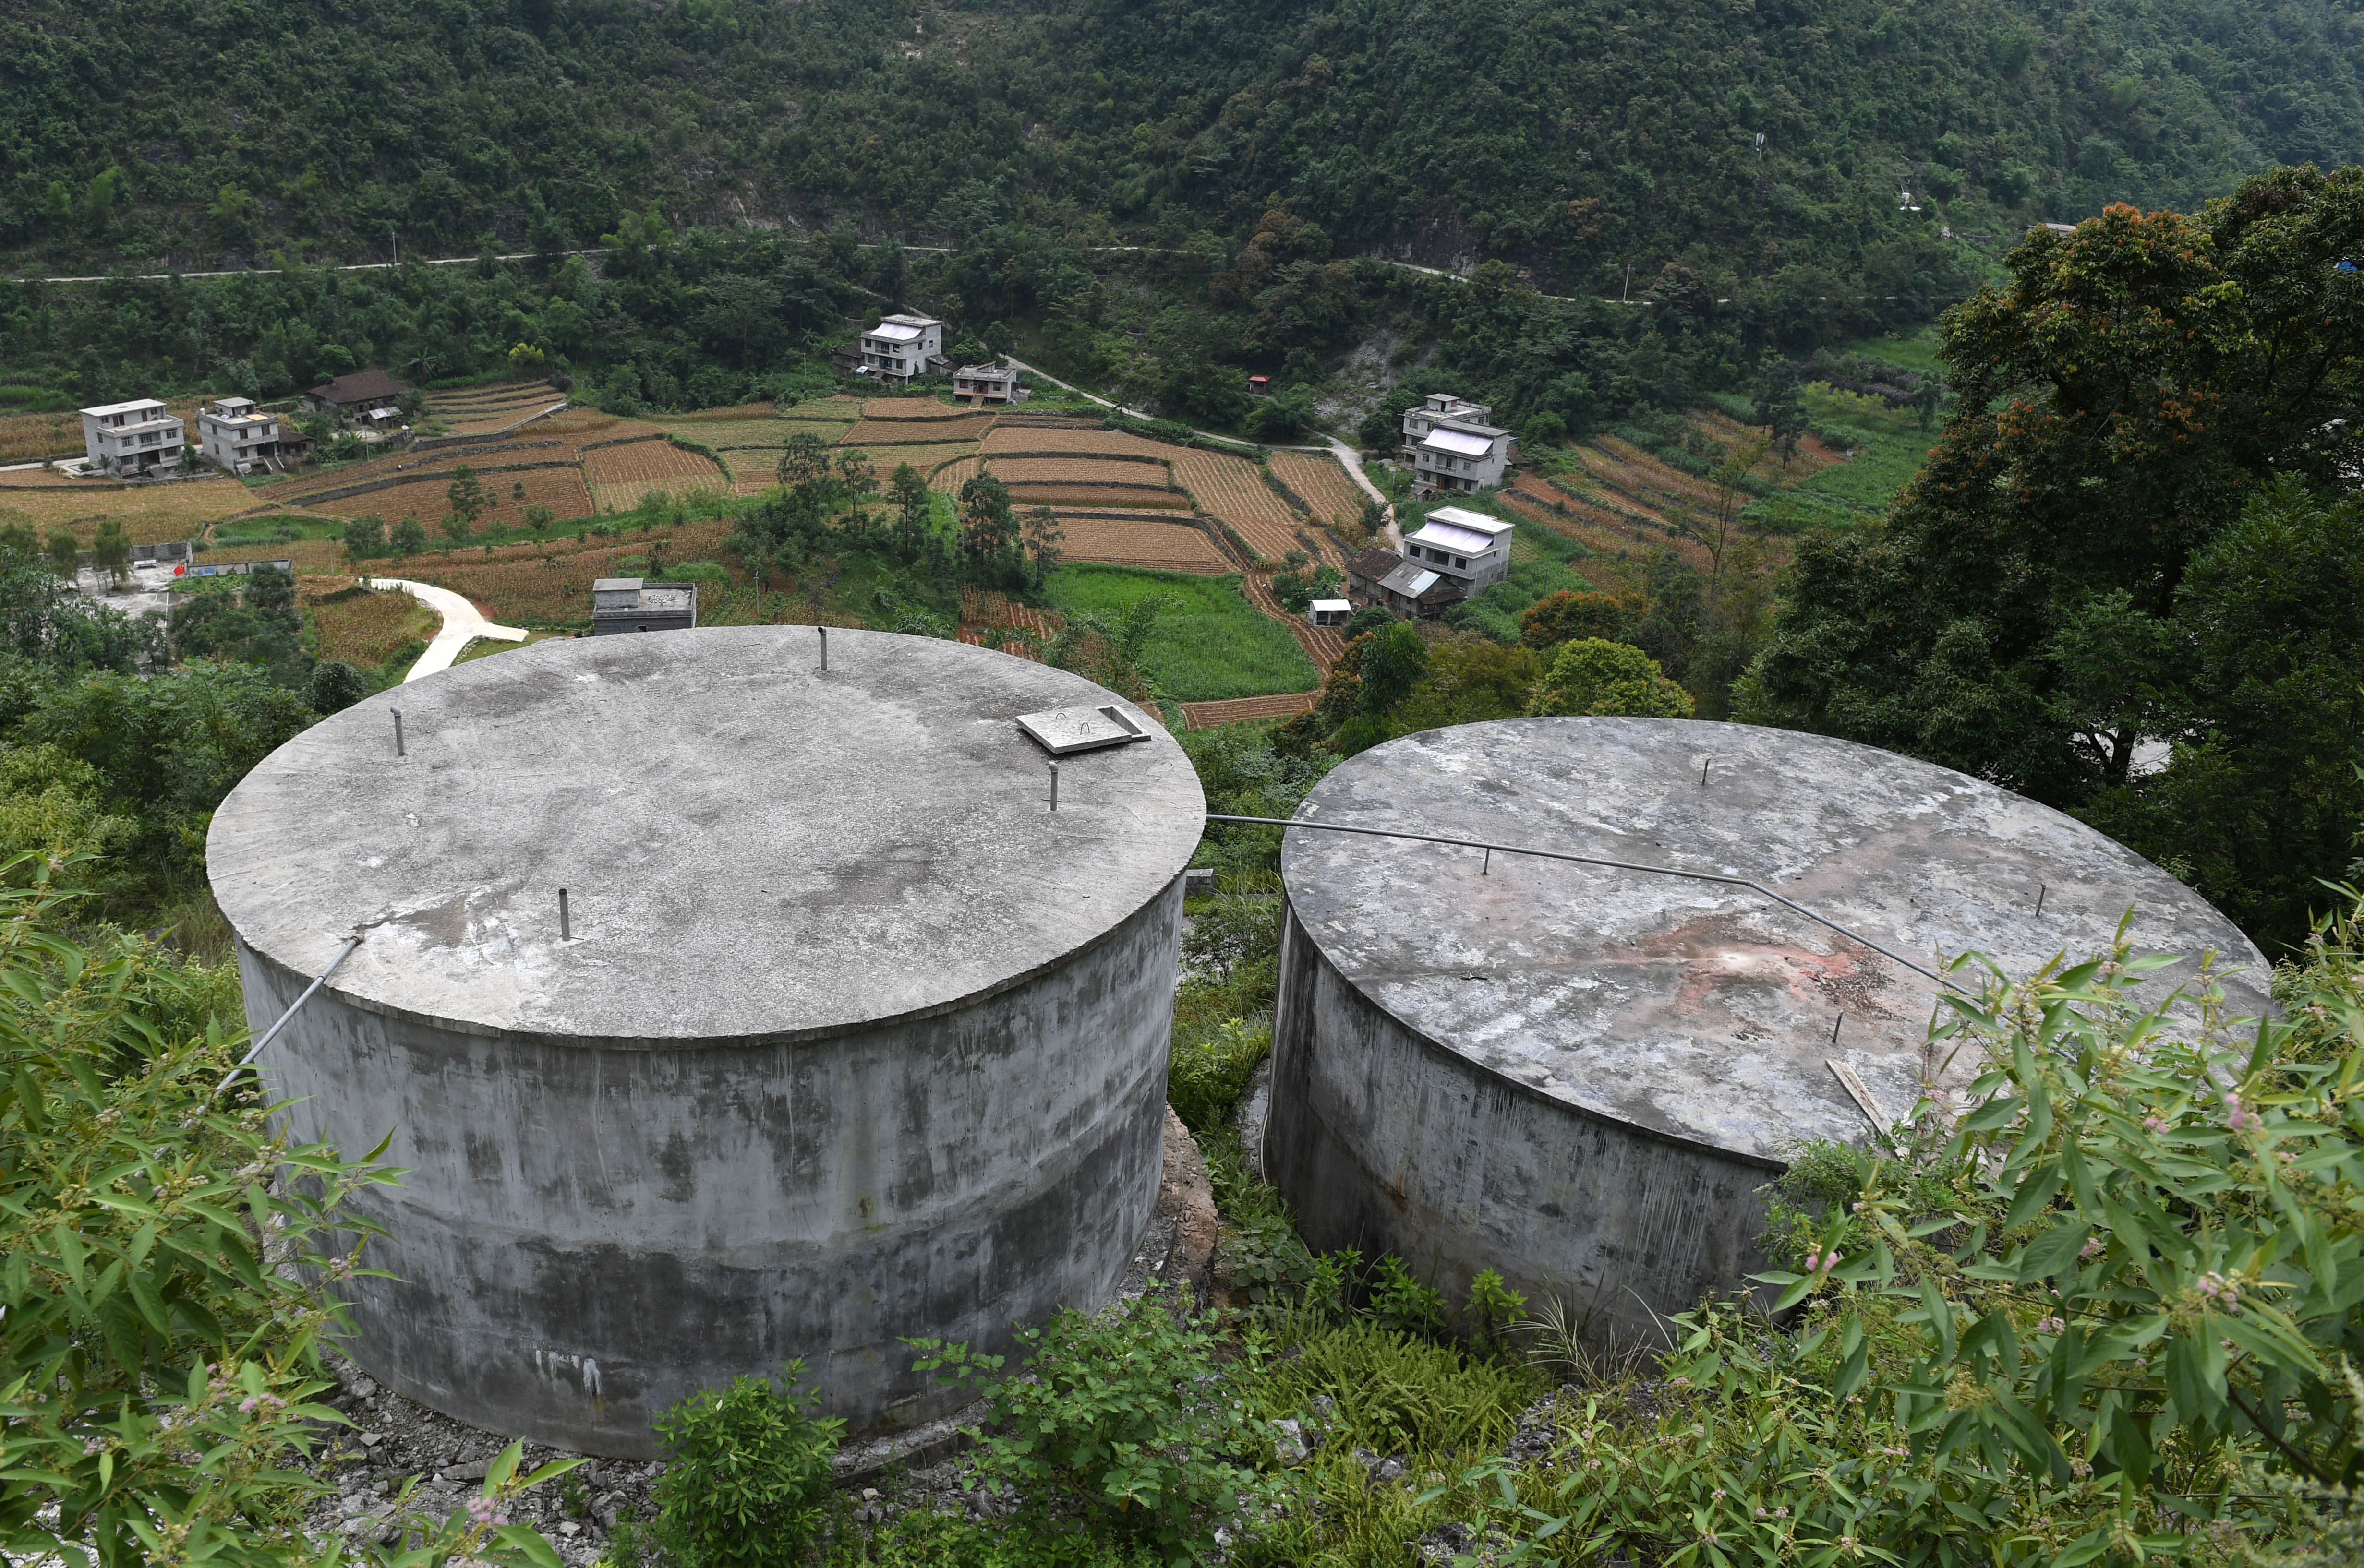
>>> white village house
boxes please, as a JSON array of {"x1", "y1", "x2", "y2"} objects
[
  {"x1": 860, "y1": 314, "x2": 948, "y2": 383},
  {"x1": 952, "y1": 362, "x2": 1028, "y2": 405},
  {"x1": 78, "y1": 398, "x2": 185, "y2": 478},
  {"x1": 194, "y1": 396, "x2": 285, "y2": 475},
  {"x1": 1400, "y1": 392, "x2": 1515, "y2": 496},
  {"x1": 1402, "y1": 505, "x2": 1514, "y2": 591}
]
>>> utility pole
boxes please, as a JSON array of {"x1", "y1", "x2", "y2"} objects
[{"x1": 1621, "y1": 263, "x2": 1632, "y2": 304}]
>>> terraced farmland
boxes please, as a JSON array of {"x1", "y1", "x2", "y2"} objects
[
  {"x1": 1169, "y1": 449, "x2": 1304, "y2": 563},
  {"x1": 306, "y1": 466, "x2": 596, "y2": 529},
  {"x1": 584, "y1": 441, "x2": 729, "y2": 511},
  {"x1": 842, "y1": 415, "x2": 997, "y2": 446},
  {"x1": 979, "y1": 425, "x2": 1172, "y2": 460},
  {"x1": 1268, "y1": 450, "x2": 1369, "y2": 531},
  {"x1": 399, "y1": 517, "x2": 738, "y2": 627},
  {"x1": 0, "y1": 472, "x2": 256, "y2": 543},
  {"x1": 1048, "y1": 515, "x2": 1231, "y2": 574}
]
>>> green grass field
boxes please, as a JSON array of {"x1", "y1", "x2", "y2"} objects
[
  {"x1": 1742, "y1": 384, "x2": 1937, "y2": 529},
  {"x1": 1842, "y1": 326, "x2": 1946, "y2": 375},
  {"x1": 1041, "y1": 564, "x2": 1317, "y2": 702}
]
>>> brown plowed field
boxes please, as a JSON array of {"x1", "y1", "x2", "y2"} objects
[
  {"x1": 1268, "y1": 450, "x2": 1369, "y2": 530},
  {"x1": 842, "y1": 415, "x2": 997, "y2": 445},
  {"x1": 931, "y1": 457, "x2": 982, "y2": 493},
  {"x1": 0, "y1": 474, "x2": 256, "y2": 543},
  {"x1": 985, "y1": 456, "x2": 1174, "y2": 486},
  {"x1": 308, "y1": 466, "x2": 596, "y2": 528},
  {"x1": 1052, "y1": 517, "x2": 1231, "y2": 574},
  {"x1": 664, "y1": 418, "x2": 792, "y2": 451},
  {"x1": 667, "y1": 403, "x2": 775, "y2": 422},
  {"x1": 979, "y1": 426, "x2": 1173, "y2": 459},
  {"x1": 849, "y1": 443, "x2": 979, "y2": 479},
  {"x1": 1170, "y1": 450, "x2": 1304, "y2": 563},
  {"x1": 1182, "y1": 691, "x2": 1317, "y2": 728},
  {"x1": 585, "y1": 442, "x2": 729, "y2": 511},
  {"x1": 1005, "y1": 485, "x2": 1189, "y2": 510},
  {"x1": 860, "y1": 398, "x2": 987, "y2": 421}
]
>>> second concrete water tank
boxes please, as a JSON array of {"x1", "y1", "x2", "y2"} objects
[{"x1": 1266, "y1": 717, "x2": 2268, "y2": 1340}]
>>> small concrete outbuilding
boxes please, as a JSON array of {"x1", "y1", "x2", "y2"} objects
[
  {"x1": 590, "y1": 576, "x2": 697, "y2": 634},
  {"x1": 1266, "y1": 718, "x2": 2270, "y2": 1343},
  {"x1": 207, "y1": 629, "x2": 1206, "y2": 1454}
]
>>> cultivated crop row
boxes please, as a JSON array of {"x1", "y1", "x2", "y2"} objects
[{"x1": 1168, "y1": 450, "x2": 1303, "y2": 563}]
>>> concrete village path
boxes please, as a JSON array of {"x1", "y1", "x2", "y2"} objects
[{"x1": 368, "y1": 577, "x2": 529, "y2": 682}]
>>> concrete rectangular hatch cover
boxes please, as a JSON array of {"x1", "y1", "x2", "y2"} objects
[{"x1": 1016, "y1": 704, "x2": 1151, "y2": 755}]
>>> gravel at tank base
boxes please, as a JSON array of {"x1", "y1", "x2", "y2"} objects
[{"x1": 301, "y1": 1353, "x2": 653, "y2": 1566}]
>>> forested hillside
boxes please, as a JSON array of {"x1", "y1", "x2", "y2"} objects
[{"x1": 4, "y1": 0, "x2": 2358, "y2": 299}]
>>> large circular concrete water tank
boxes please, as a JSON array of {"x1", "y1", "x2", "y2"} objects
[
  {"x1": 208, "y1": 627, "x2": 1204, "y2": 1455},
  {"x1": 1267, "y1": 717, "x2": 2268, "y2": 1340}
]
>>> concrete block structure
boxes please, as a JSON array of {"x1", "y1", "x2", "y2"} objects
[
  {"x1": 207, "y1": 629, "x2": 1205, "y2": 1454},
  {"x1": 78, "y1": 398, "x2": 185, "y2": 477},
  {"x1": 1266, "y1": 718, "x2": 2269, "y2": 1344},
  {"x1": 952, "y1": 363, "x2": 1027, "y2": 404},
  {"x1": 1401, "y1": 392, "x2": 1513, "y2": 496},
  {"x1": 590, "y1": 576, "x2": 698, "y2": 634},
  {"x1": 860, "y1": 314, "x2": 946, "y2": 383},
  {"x1": 195, "y1": 396, "x2": 285, "y2": 474}
]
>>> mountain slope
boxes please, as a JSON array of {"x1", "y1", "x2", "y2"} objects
[{"x1": 2, "y1": 0, "x2": 2357, "y2": 289}]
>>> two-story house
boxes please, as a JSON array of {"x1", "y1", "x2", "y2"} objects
[
  {"x1": 860, "y1": 314, "x2": 948, "y2": 383},
  {"x1": 1400, "y1": 392, "x2": 1515, "y2": 496},
  {"x1": 194, "y1": 396, "x2": 285, "y2": 475},
  {"x1": 952, "y1": 362, "x2": 1028, "y2": 405},
  {"x1": 79, "y1": 398, "x2": 186, "y2": 478}
]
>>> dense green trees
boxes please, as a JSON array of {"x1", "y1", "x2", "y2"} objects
[
  {"x1": 3, "y1": 0, "x2": 2355, "y2": 298},
  {"x1": 1741, "y1": 166, "x2": 2364, "y2": 948}
]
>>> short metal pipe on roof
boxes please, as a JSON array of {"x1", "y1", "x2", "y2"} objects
[
  {"x1": 213, "y1": 933, "x2": 364, "y2": 1097},
  {"x1": 559, "y1": 888, "x2": 572, "y2": 941},
  {"x1": 819, "y1": 626, "x2": 828, "y2": 672},
  {"x1": 1048, "y1": 760, "x2": 1060, "y2": 812},
  {"x1": 392, "y1": 707, "x2": 405, "y2": 756}
]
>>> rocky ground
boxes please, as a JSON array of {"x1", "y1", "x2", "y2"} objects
[{"x1": 301, "y1": 1351, "x2": 654, "y2": 1564}]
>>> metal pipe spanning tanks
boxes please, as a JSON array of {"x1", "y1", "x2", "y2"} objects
[
  {"x1": 208, "y1": 628, "x2": 1205, "y2": 1455},
  {"x1": 1261, "y1": 717, "x2": 2269, "y2": 1343},
  {"x1": 215, "y1": 633, "x2": 2266, "y2": 1452}
]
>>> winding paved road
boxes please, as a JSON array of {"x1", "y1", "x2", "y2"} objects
[{"x1": 367, "y1": 577, "x2": 530, "y2": 682}]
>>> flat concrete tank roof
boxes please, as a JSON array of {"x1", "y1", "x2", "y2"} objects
[
  {"x1": 211, "y1": 627, "x2": 1204, "y2": 1045},
  {"x1": 1281, "y1": 717, "x2": 2269, "y2": 1166}
]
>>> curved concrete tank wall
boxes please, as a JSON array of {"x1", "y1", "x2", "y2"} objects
[
  {"x1": 1266, "y1": 717, "x2": 2268, "y2": 1341},
  {"x1": 208, "y1": 628, "x2": 1205, "y2": 1456}
]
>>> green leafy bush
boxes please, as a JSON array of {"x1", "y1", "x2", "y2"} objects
[
  {"x1": 1255, "y1": 1322, "x2": 1535, "y2": 1460},
  {"x1": 911, "y1": 1287, "x2": 1281, "y2": 1563},
  {"x1": 0, "y1": 866, "x2": 569, "y2": 1567},
  {"x1": 651, "y1": 1364, "x2": 844, "y2": 1568},
  {"x1": 1168, "y1": 1017, "x2": 1269, "y2": 1134},
  {"x1": 1369, "y1": 1255, "x2": 1447, "y2": 1337},
  {"x1": 1457, "y1": 897, "x2": 2364, "y2": 1564}
]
